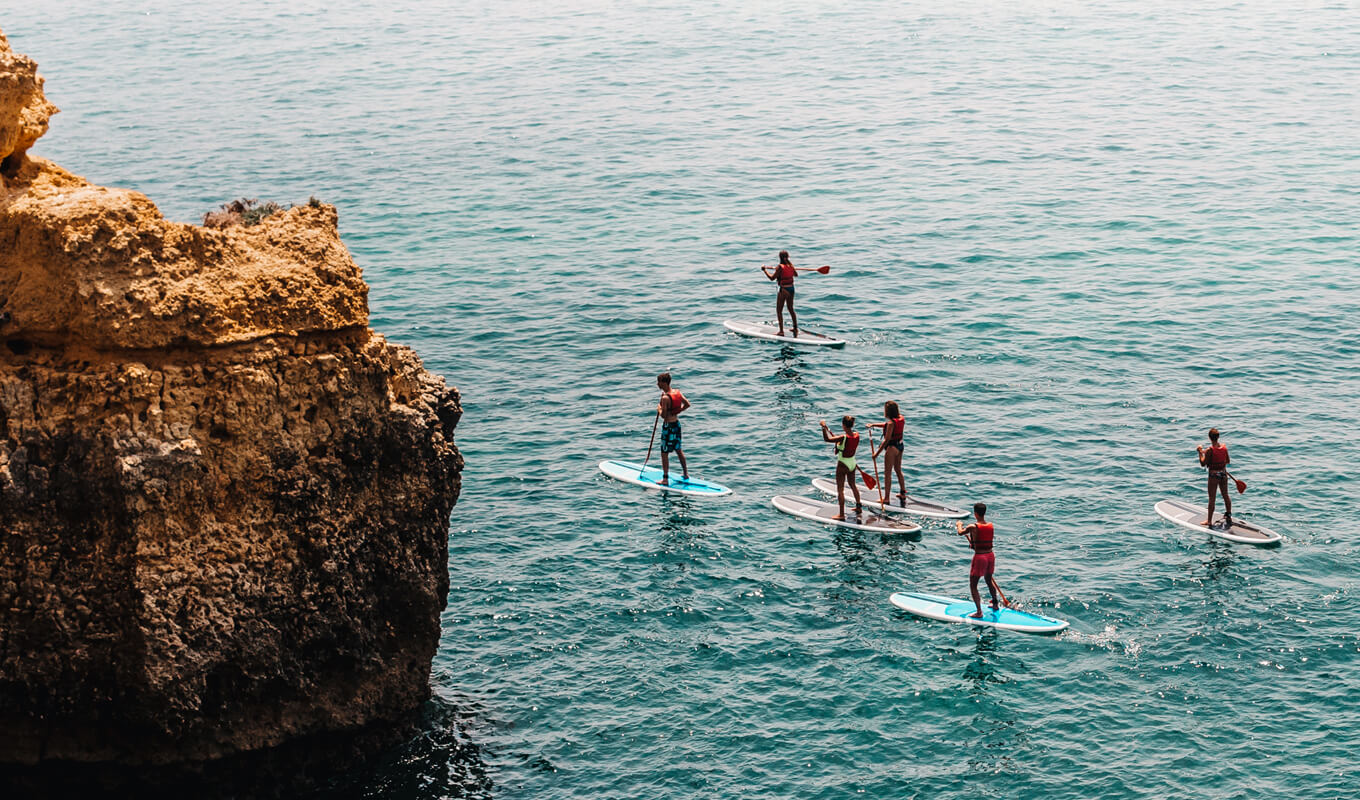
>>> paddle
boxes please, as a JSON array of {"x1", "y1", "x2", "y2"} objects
[
  {"x1": 1227, "y1": 471, "x2": 1247, "y2": 494},
  {"x1": 761, "y1": 264, "x2": 831, "y2": 274},
  {"x1": 992, "y1": 582, "x2": 1013, "y2": 610},
  {"x1": 865, "y1": 425, "x2": 886, "y2": 506},
  {"x1": 638, "y1": 410, "x2": 660, "y2": 478}
]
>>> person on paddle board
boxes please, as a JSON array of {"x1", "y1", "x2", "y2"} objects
[
  {"x1": 761, "y1": 250, "x2": 799, "y2": 338},
  {"x1": 656, "y1": 372, "x2": 690, "y2": 485},
  {"x1": 1197, "y1": 428, "x2": 1232, "y2": 528},
  {"x1": 956, "y1": 502, "x2": 1007, "y2": 619},
  {"x1": 868, "y1": 401, "x2": 908, "y2": 506},
  {"x1": 820, "y1": 415, "x2": 863, "y2": 520}
]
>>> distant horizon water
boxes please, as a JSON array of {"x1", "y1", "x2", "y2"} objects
[{"x1": 5, "y1": 1, "x2": 1359, "y2": 797}]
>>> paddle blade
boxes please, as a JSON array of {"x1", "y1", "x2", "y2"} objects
[
  {"x1": 859, "y1": 469, "x2": 877, "y2": 490},
  {"x1": 1234, "y1": 478, "x2": 1247, "y2": 494},
  {"x1": 817, "y1": 265, "x2": 831, "y2": 274}
]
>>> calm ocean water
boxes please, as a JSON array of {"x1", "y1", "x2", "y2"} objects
[{"x1": 6, "y1": 1, "x2": 1360, "y2": 796}]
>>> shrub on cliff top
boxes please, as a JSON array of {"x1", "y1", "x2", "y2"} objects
[{"x1": 203, "y1": 197, "x2": 295, "y2": 229}]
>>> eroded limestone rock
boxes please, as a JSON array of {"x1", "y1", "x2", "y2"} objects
[{"x1": 0, "y1": 32, "x2": 462, "y2": 771}]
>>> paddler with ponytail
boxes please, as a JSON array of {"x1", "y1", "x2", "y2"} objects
[
  {"x1": 868, "y1": 400, "x2": 908, "y2": 506},
  {"x1": 956, "y1": 502, "x2": 1008, "y2": 619},
  {"x1": 761, "y1": 250, "x2": 799, "y2": 338},
  {"x1": 820, "y1": 415, "x2": 863, "y2": 520},
  {"x1": 655, "y1": 372, "x2": 690, "y2": 486}
]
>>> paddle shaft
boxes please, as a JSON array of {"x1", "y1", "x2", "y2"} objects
[
  {"x1": 639, "y1": 411, "x2": 661, "y2": 476},
  {"x1": 762, "y1": 264, "x2": 830, "y2": 274},
  {"x1": 865, "y1": 426, "x2": 885, "y2": 505}
]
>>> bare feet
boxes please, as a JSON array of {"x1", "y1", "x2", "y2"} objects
[
  {"x1": 969, "y1": 611, "x2": 985, "y2": 619},
  {"x1": 657, "y1": 479, "x2": 670, "y2": 486},
  {"x1": 776, "y1": 329, "x2": 786, "y2": 337},
  {"x1": 832, "y1": 514, "x2": 845, "y2": 521}
]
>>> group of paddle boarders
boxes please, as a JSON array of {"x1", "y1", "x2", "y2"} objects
[
  {"x1": 816, "y1": 402, "x2": 909, "y2": 520},
  {"x1": 818, "y1": 409, "x2": 1004, "y2": 617},
  {"x1": 623, "y1": 252, "x2": 1259, "y2": 626}
]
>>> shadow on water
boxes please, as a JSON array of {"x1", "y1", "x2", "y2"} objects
[
  {"x1": 769, "y1": 348, "x2": 812, "y2": 416},
  {"x1": 825, "y1": 527, "x2": 920, "y2": 614},
  {"x1": 958, "y1": 633, "x2": 1031, "y2": 777},
  {"x1": 0, "y1": 694, "x2": 495, "y2": 800},
  {"x1": 1198, "y1": 541, "x2": 1243, "y2": 583},
  {"x1": 653, "y1": 494, "x2": 711, "y2": 561},
  {"x1": 342, "y1": 693, "x2": 496, "y2": 800},
  {"x1": 962, "y1": 630, "x2": 1001, "y2": 695}
]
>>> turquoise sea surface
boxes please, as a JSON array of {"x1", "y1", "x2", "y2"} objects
[{"x1": 6, "y1": 1, "x2": 1360, "y2": 796}]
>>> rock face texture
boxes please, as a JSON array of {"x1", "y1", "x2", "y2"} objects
[
  {"x1": 0, "y1": 29, "x2": 57, "y2": 177},
  {"x1": 0, "y1": 30, "x2": 462, "y2": 770}
]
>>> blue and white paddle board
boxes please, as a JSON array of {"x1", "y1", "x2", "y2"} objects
[
  {"x1": 772, "y1": 494, "x2": 921, "y2": 534},
  {"x1": 889, "y1": 591, "x2": 1069, "y2": 634},
  {"x1": 1154, "y1": 499, "x2": 1282, "y2": 545},
  {"x1": 722, "y1": 319, "x2": 847, "y2": 348},
  {"x1": 810, "y1": 477, "x2": 967, "y2": 519},
  {"x1": 598, "y1": 460, "x2": 732, "y2": 497}
]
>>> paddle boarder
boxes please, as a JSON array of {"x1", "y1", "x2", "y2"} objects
[
  {"x1": 1197, "y1": 428, "x2": 1232, "y2": 528},
  {"x1": 956, "y1": 502, "x2": 1008, "y2": 619},
  {"x1": 655, "y1": 372, "x2": 690, "y2": 486},
  {"x1": 820, "y1": 416, "x2": 863, "y2": 520},
  {"x1": 868, "y1": 401, "x2": 908, "y2": 506},
  {"x1": 761, "y1": 250, "x2": 798, "y2": 338}
]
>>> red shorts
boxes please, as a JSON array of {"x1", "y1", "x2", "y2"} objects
[{"x1": 970, "y1": 552, "x2": 995, "y2": 578}]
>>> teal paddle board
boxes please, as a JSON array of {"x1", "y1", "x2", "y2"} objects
[
  {"x1": 598, "y1": 460, "x2": 732, "y2": 497},
  {"x1": 889, "y1": 591, "x2": 1069, "y2": 634}
]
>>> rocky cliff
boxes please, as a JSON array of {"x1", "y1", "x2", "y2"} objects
[{"x1": 0, "y1": 28, "x2": 462, "y2": 773}]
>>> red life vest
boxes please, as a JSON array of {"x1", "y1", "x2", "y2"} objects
[
  {"x1": 663, "y1": 390, "x2": 685, "y2": 416},
  {"x1": 839, "y1": 431, "x2": 859, "y2": 458},
  {"x1": 1206, "y1": 443, "x2": 1229, "y2": 469},
  {"x1": 888, "y1": 416, "x2": 905, "y2": 439},
  {"x1": 972, "y1": 522, "x2": 994, "y2": 554},
  {"x1": 775, "y1": 263, "x2": 796, "y2": 287}
]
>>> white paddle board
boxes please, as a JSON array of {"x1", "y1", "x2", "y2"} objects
[
  {"x1": 1154, "y1": 499, "x2": 1281, "y2": 545},
  {"x1": 598, "y1": 460, "x2": 733, "y2": 497},
  {"x1": 810, "y1": 477, "x2": 966, "y2": 519},
  {"x1": 889, "y1": 591, "x2": 1069, "y2": 635},
  {"x1": 722, "y1": 319, "x2": 847, "y2": 348},
  {"x1": 772, "y1": 494, "x2": 921, "y2": 534}
]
